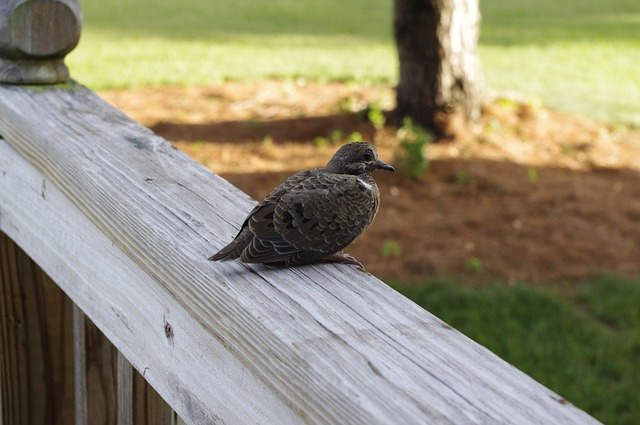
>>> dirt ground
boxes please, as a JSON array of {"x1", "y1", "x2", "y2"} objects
[{"x1": 99, "y1": 81, "x2": 640, "y2": 284}]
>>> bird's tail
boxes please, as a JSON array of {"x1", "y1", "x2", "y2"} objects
[
  {"x1": 208, "y1": 229, "x2": 251, "y2": 261},
  {"x1": 208, "y1": 250, "x2": 230, "y2": 261},
  {"x1": 208, "y1": 241, "x2": 238, "y2": 261}
]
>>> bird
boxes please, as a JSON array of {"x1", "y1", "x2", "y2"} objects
[{"x1": 208, "y1": 141, "x2": 395, "y2": 269}]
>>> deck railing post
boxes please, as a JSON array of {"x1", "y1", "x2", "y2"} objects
[
  {"x1": 0, "y1": 0, "x2": 82, "y2": 83},
  {"x1": 0, "y1": 2, "x2": 82, "y2": 423},
  {"x1": 1, "y1": 3, "x2": 173, "y2": 423}
]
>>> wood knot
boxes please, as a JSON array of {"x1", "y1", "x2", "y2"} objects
[{"x1": 163, "y1": 315, "x2": 174, "y2": 342}]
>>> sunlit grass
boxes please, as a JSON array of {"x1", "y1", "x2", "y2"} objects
[
  {"x1": 481, "y1": 42, "x2": 640, "y2": 125},
  {"x1": 71, "y1": 31, "x2": 395, "y2": 88},
  {"x1": 67, "y1": 0, "x2": 640, "y2": 124}
]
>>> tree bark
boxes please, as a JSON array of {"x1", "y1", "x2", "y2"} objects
[{"x1": 394, "y1": 0, "x2": 483, "y2": 138}]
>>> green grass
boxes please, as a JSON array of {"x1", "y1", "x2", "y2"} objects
[
  {"x1": 480, "y1": 0, "x2": 640, "y2": 126},
  {"x1": 69, "y1": 0, "x2": 395, "y2": 86},
  {"x1": 68, "y1": 0, "x2": 640, "y2": 126},
  {"x1": 391, "y1": 275, "x2": 640, "y2": 425}
]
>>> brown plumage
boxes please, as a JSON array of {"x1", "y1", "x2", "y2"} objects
[{"x1": 208, "y1": 142, "x2": 394, "y2": 268}]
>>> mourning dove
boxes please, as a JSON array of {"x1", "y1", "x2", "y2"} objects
[{"x1": 209, "y1": 142, "x2": 394, "y2": 268}]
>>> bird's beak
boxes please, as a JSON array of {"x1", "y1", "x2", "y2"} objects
[{"x1": 375, "y1": 160, "x2": 395, "y2": 172}]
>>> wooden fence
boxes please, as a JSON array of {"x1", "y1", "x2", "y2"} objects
[{"x1": 0, "y1": 1, "x2": 602, "y2": 424}]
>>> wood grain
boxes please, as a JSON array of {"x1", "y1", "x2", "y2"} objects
[
  {"x1": 74, "y1": 305, "x2": 87, "y2": 425},
  {"x1": 0, "y1": 138, "x2": 298, "y2": 424},
  {"x1": 84, "y1": 316, "x2": 118, "y2": 425},
  {"x1": 73, "y1": 296, "x2": 172, "y2": 425},
  {"x1": 118, "y1": 351, "x2": 133, "y2": 425},
  {"x1": 0, "y1": 83, "x2": 601, "y2": 425},
  {"x1": 133, "y1": 370, "x2": 173, "y2": 425},
  {"x1": 0, "y1": 232, "x2": 75, "y2": 425}
]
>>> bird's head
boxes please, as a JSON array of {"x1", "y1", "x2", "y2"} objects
[{"x1": 325, "y1": 142, "x2": 395, "y2": 175}]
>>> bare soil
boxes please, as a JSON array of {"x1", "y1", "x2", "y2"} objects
[{"x1": 99, "y1": 81, "x2": 640, "y2": 284}]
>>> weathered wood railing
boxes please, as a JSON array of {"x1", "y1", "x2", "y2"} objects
[{"x1": 0, "y1": 1, "x2": 601, "y2": 424}]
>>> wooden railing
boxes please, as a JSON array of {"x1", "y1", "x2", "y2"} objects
[{"x1": 0, "y1": 1, "x2": 601, "y2": 424}]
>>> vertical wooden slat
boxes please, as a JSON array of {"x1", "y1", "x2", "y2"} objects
[
  {"x1": 83, "y1": 315, "x2": 118, "y2": 425},
  {"x1": 117, "y1": 352, "x2": 132, "y2": 425},
  {"x1": 133, "y1": 371, "x2": 173, "y2": 425},
  {"x1": 0, "y1": 233, "x2": 22, "y2": 425},
  {"x1": 75, "y1": 305, "x2": 122, "y2": 425},
  {"x1": 74, "y1": 297, "x2": 173, "y2": 425},
  {"x1": 74, "y1": 305, "x2": 87, "y2": 425},
  {"x1": 0, "y1": 232, "x2": 74, "y2": 425},
  {"x1": 0, "y1": 231, "x2": 173, "y2": 425},
  {"x1": 39, "y1": 266, "x2": 75, "y2": 424}
]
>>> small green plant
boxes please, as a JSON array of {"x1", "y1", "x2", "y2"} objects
[
  {"x1": 315, "y1": 129, "x2": 350, "y2": 150},
  {"x1": 381, "y1": 239, "x2": 403, "y2": 258},
  {"x1": 525, "y1": 97, "x2": 542, "y2": 110},
  {"x1": 394, "y1": 117, "x2": 433, "y2": 179},
  {"x1": 337, "y1": 95, "x2": 361, "y2": 113},
  {"x1": 560, "y1": 143, "x2": 576, "y2": 156},
  {"x1": 483, "y1": 119, "x2": 502, "y2": 133},
  {"x1": 497, "y1": 98, "x2": 518, "y2": 109},
  {"x1": 345, "y1": 131, "x2": 363, "y2": 143},
  {"x1": 330, "y1": 129, "x2": 343, "y2": 144},
  {"x1": 465, "y1": 257, "x2": 484, "y2": 273},
  {"x1": 366, "y1": 103, "x2": 386, "y2": 130},
  {"x1": 315, "y1": 130, "x2": 365, "y2": 150},
  {"x1": 455, "y1": 170, "x2": 471, "y2": 185},
  {"x1": 314, "y1": 136, "x2": 329, "y2": 150},
  {"x1": 528, "y1": 167, "x2": 539, "y2": 183}
]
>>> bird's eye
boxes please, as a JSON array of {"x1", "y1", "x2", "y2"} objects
[{"x1": 362, "y1": 152, "x2": 373, "y2": 161}]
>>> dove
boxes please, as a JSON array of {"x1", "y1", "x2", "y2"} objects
[{"x1": 208, "y1": 142, "x2": 394, "y2": 268}]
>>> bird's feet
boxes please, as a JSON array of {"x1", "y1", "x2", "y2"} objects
[{"x1": 320, "y1": 252, "x2": 368, "y2": 272}]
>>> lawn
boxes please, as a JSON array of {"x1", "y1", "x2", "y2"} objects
[
  {"x1": 69, "y1": 0, "x2": 640, "y2": 126},
  {"x1": 392, "y1": 275, "x2": 640, "y2": 425}
]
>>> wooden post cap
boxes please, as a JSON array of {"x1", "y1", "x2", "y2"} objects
[{"x1": 0, "y1": 0, "x2": 82, "y2": 84}]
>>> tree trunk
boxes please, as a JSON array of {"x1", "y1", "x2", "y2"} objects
[{"x1": 394, "y1": 0, "x2": 483, "y2": 138}]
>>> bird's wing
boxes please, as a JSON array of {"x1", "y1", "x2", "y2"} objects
[
  {"x1": 241, "y1": 170, "x2": 377, "y2": 265},
  {"x1": 208, "y1": 181, "x2": 290, "y2": 261}
]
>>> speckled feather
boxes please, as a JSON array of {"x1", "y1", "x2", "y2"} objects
[{"x1": 209, "y1": 142, "x2": 394, "y2": 267}]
